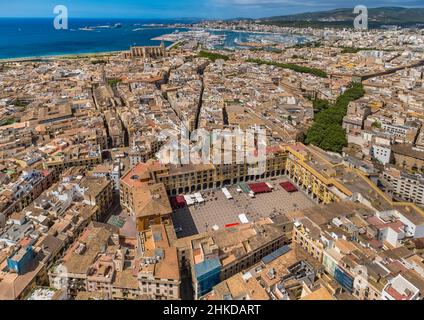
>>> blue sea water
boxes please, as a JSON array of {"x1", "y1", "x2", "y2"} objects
[
  {"x1": 0, "y1": 18, "x2": 308, "y2": 59},
  {"x1": 0, "y1": 18, "x2": 191, "y2": 59}
]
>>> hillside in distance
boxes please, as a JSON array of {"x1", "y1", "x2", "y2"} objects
[{"x1": 260, "y1": 7, "x2": 424, "y2": 28}]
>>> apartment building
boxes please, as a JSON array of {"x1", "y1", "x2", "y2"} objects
[
  {"x1": 371, "y1": 144, "x2": 392, "y2": 165},
  {"x1": 43, "y1": 144, "x2": 102, "y2": 173},
  {"x1": 293, "y1": 218, "x2": 325, "y2": 262},
  {"x1": 122, "y1": 146, "x2": 288, "y2": 196},
  {"x1": 49, "y1": 223, "x2": 141, "y2": 300},
  {"x1": 104, "y1": 110, "x2": 126, "y2": 148},
  {"x1": 392, "y1": 144, "x2": 424, "y2": 171},
  {"x1": 203, "y1": 244, "x2": 321, "y2": 301},
  {"x1": 0, "y1": 168, "x2": 57, "y2": 217},
  {"x1": 120, "y1": 163, "x2": 173, "y2": 232},
  {"x1": 381, "y1": 122, "x2": 418, "y2": 143},
  {"x1": 79, "y1": 176, "x2": 113, "y2": 221},
  {"x1": 382, "y1": 167, "x2": 424, "y2": 205},
  {"x1": 90, "y1": 163, "x2": 122, "y2": 191},
  {"x1": 137, "y1": 224, "x2": 181, "y2": 300},
  {"x1": 172, "y1": 220, "x2": 288, "y2": 299},
  {"x1": 342, "y1": 99, "x2": 371, "y2": 133},
  {"x1": 381, "y1": 274, "x2": 421, "y2": 300}
]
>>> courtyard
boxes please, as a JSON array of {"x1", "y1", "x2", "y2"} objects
[{"x1": 171, "y1": 177, "x2": 316, "y2": 238}]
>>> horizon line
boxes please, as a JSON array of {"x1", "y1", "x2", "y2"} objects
[
  {"x1": 0, "y1": 5, "x2": 423, "y2": 21},
  {"x1": 0, "y1": 17, "x2": 203, "y2": 20}
]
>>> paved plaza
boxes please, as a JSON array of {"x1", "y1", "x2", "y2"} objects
[{"x1": 171, "y1": 177, "x2": 316, "y2": 238}]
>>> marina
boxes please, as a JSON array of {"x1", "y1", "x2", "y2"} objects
[{"x1": 152, "y1": 28, "x2": 310, "y2": 50}]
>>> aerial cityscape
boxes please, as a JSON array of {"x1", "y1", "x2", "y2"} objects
[{"x1": 1, "y1": 0, "x2": 424, "y2": 305}]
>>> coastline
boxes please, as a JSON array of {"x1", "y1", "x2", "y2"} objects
[
  {"x1": 0, "y1": 50, "x2": 124, "y2": 63},
  {"x1": 192, "y1": 27, "x2": 314, "y2": 38},
  {"x1": 0, "y1": 26, "x2": 311, "y2": 63},
  {"x1": 0, "y1": 19, "x2": 184, "y2": 63}
]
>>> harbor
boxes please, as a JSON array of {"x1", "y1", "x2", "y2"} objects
[{"x1": 151, "y1": 28, "x2": 310, "y2": 50}]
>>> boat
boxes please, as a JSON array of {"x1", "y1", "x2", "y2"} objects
[
  {"x1": 234, "y1": 37, "x2": 243, "y2": 45},
  {"x1": 79, "y1": 27, "x2": 95, "y2": 31}
]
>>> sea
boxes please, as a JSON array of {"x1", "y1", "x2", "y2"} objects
[
  {"x1": 0, "y1": 18, "x2": 190, "y2": 59},
  {"x1": 0, "y1": 18, "x2": 309, "y2": 60}
]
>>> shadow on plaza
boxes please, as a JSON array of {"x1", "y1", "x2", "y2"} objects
[{"x1": 171, "y1": 206, "x2": 199, "y2": 238}]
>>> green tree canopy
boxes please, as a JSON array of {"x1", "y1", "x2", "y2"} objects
[{"x1": 305, "y1": 83, "x2": 365, "y2": 153}]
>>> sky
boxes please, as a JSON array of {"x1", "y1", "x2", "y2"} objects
[{"x1": 0, "y1": 0, "x2": 423, "y2": 19}]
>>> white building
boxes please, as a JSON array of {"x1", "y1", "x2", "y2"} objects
[
  {"x1": 381, "y1": 274, "x2": 420, "y2": 300},
  {"x1": 382, "y1": 168, "x2": 424, "y2": 206},
  {"x1": 387, "y1": 209, "x2": 424, "y2": 239},
  {"x1": 371, "y1": 144, "x2": 392, "y2": 165}
]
